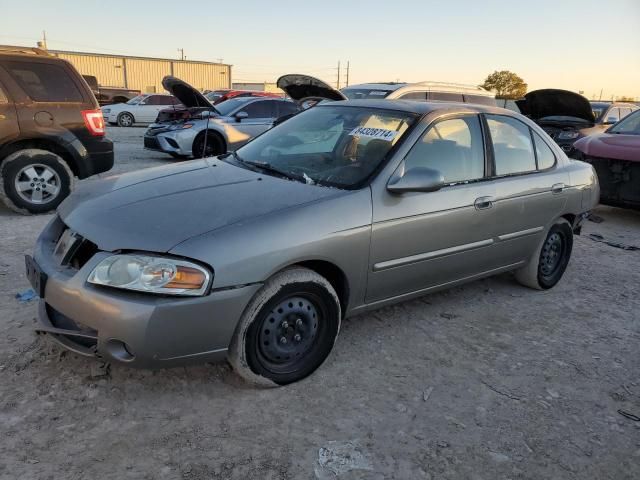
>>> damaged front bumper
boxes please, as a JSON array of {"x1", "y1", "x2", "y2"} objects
[{"x1": 29, "y1": 216, "x2": 261, "y2": 368}]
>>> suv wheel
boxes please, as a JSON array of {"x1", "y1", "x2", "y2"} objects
[
  {"x1": 117, "y1": 112, "x2": 134, "y2": 127},
  {"x1": 0, "y1": 149, "x2": 73, "y2": 214}
]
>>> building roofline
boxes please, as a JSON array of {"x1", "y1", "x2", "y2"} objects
[{"x1": 48, "y1": 48, "x2": 232, "y2": 67}]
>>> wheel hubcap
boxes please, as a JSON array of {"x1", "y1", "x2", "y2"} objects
[
  {"x1": 258, "y1": 296, "x2": 319, "y2": 365},
  {"x1": 540, "y1": 232, "x2": 564, "y2": 276},
  {"x1": 121, "y1": 115, "x2": 132, "y2": 126},
  {"x1": 14, "y1": 164, "x2": 61, "y2": 204}
]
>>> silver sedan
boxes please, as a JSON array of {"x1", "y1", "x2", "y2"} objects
[
  {"x1": 28, "y1": 99, "x2": 598, "y2": 385},
  {"x1": 144, "y1": 97, "x2": 300, "y2": 159}
]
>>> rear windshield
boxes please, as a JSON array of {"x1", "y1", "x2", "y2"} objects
[
  {"x1": 4, "y1": 61, "x2": 83, "y2": 102},
  {"x1": 342, "y1": 88, "x2": 394, "y2": 100}
]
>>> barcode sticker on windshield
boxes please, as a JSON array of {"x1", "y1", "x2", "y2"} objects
[{"x1": 349, "y1": 127, "x2": 397, "y2": 141}]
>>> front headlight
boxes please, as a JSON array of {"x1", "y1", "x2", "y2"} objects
[
  {"x1": 88, "y1": 254, "x2": 211, "y2": 296},
  {"x1": 558, "y1": 131, "x2": 579, "y2": 140}
]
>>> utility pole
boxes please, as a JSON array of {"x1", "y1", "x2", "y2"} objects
[
  {"x1": 37, "y1": 30, "x2": 47, "y2": 50},
  {"x1": 337, "y1": 61, "x2": 341, "y2": 89},
  {"x1": 599, "y1": 88, "x2": 603, "y2": 101},
  {"x1": 178, "y1": 48, "x2": 185, "y2": 61},
  {"x1": 345, "y1": 61, "x2": 350, "y2": 87}
]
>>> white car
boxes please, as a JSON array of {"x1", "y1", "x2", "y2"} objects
[{"x1": 102, "y1": 94, "x2": 182, "y2": 127}]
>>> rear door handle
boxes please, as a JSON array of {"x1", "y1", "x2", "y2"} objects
[
  {"x1": 474, "y1": 196, "x2": 494, "y2": 210},
  {"x1": 551, "y1": 183, "x2": 565, "y2": 194}
]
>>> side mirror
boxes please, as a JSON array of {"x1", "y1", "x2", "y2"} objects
[
  {"x1": 387, "y1": 167, "x2": 445, "y2": 194},
  {"x1": 235, "y1": 111, "x2": 249, "y2": 122}
]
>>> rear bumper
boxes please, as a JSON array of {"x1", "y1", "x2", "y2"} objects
[
  {"x1": 32, "y1": 217, "x2": 261, "y2": 368},
  {"x1": 65, "y1": 136, "x2": 114, "y2": 179}
]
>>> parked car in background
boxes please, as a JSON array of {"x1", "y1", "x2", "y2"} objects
[
  {"x1": 205, "y1": 89, "x2": 282, "y2": 105},
  {"x1": 28, "y1": 99, "x2": 598, "y2": 384},
  {"x1": 572, "y1": 109, "x2": 640, "y2": 209},
  {"x1": 0, "y1": 47, "x2": 113, "y2": 214},
  {"x1": 102, "y1": 93, "x2": 182, "y2": 127},
  {"x1": 144, "y1": 77, "x2": 299, "y2": 159},
  {"x1": 516, "y1": 89, "x2": 638, "y2": 155},
  {"x1": 341, "y1": 80, "x2": 496, "y2": 105},
  {"x1": 82, "y1": 75, "x2": 140, "y2": 106}
]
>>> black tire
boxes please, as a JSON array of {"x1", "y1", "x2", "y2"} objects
[
  {"x1": 515, "y1": 218, "x2": 573, "y2": 290},
  {"x1": 0, "y1": 149, "x2": 73, "y2": 214},
  {"x1": 169, "y1": 152, "x2": 191, "y2": 160},
  {"x1": 108, "y1": 121, "x2": 117, "y2": 126},
  {"x1": 117, "y1": 112, "x2": 134, "y2": 127},
  {"x1": 229, "y1": 268, "x2": 341, "y2": 386},
  {"x1": 192, "y1": 131, "x2": 225, "y2": 159}
]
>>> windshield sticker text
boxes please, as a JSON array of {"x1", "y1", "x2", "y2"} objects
[{"x1": 349, "y1": 127, "x2": 398, "y2": 141}]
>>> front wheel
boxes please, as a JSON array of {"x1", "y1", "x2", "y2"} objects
[
  {"x1": 117, "y1": 112, "x2": 134, "y2": 127},
  {"x1": 192, "y1": 131, "x2": 224, "y2": 159},
  {"x1": 0, "y1": 149, "x2": 73, "y2": 214},
  {"x1": 229, "y1": 268, "x2": 341, "y2": 386},
  {"x1": 515, "y1": 218, "x2": 573, "y2": 290}
]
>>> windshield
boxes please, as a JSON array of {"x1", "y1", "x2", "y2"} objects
[
  {"x1": 342, "y1": 88, "x2": 394, "y2": 100},
  {"x1": 234, "y1": 105, "x2": 417, "y2": 188},
  {"x1": 214, "y1": 97, "x2": 254, "y2": 116},
  {"x1": 126, "y1": 95, "x2": 146, "y2": 105},
  {"x1": 609, "y1": 110, "x2": 640, "y2": 135}
]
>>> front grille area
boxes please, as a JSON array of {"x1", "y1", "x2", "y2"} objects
[
  {"x1": 53, "y1": 224, "x2": 99, "y2": 270},
  {"x1": 144, "y1": 136, "x2": 161, "y2": 149}
]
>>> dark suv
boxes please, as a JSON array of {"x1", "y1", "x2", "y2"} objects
[{"x1": 0, "y1": 47, "x2": 114, "y2": 214}]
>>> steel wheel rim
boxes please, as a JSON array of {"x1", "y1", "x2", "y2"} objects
[
  {"x1": 540, "y1": 232, "x2": 564, "y2": 277},
  {"x1": 257, "y1": 295, "x2": 321, "y2": 371},
  {"x1": 14, "y1": 163, "x2": 61, "y2": 205}
]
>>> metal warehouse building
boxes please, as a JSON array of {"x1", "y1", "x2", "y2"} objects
[{"x1": 48, "y1": 49, "x2": 232, "y2": 93}]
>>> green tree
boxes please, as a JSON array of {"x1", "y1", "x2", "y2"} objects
[{"x1": 481, "y1": 70, "x2": 528, "y2": 99}]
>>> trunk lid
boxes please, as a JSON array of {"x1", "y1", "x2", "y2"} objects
[{"x1": 517, "y1": 89, "x2": 595, "y2": 124}]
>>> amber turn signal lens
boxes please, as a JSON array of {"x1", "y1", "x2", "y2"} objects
[{"x1": 166, "y1": 266, "x2": 207, "y2": 290}]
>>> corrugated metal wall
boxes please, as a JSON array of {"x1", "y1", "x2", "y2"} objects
[{"x1": 50, "y1": 50, "x2": 231, "y2": 93}]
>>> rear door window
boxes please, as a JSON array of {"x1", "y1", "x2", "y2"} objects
[
  {"x1": 4, "y1": 61, "x2": 83, "y2": 102},
  {"x1": 619, "y1": 107, "x2": 632, "y2": 119},
  {"x1": 464, "y1": 95, "x2": 497, "y2": 106},
  {"x1": 276, "y1": 101, "x2": 299, "y2": 117},
  {"x1": 428, "y1": 91, "x2": 464, "y2": 102},
  {"x1": 486, "y1": 114, "x2": 537, "y2": 175}
]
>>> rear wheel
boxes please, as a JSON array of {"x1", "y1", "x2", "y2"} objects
[
  {"x1": 229, "y1": 268, "x2": 341, "y2": 386},
  {"x1": 192, "y1": 131, "x2": 225, "y2": 159},
  {"x1": 515, "y1": 218, "x2": 573, "y2": 290},
  {"x1": 0, "y1": 149, "x2": 73, "y2": 214},
  {"x1": 117, "y1": 112, "x2": 134, "y2": 127}
]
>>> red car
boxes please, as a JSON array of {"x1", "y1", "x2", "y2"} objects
[
  {"x1": 205, "y1": 89, "x2": 282, "y2": 105},
  {"x1": 572, "y1": 109, "x2": 640, "y2": 209}
]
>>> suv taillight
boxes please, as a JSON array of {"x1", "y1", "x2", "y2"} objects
[{"x1": 82, "y1": 109, "x2": 105, "y2": 136}]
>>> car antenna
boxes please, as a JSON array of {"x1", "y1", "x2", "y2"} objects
[{"x1": 202, "y1": 89, "x2": 211, "y2": 158}]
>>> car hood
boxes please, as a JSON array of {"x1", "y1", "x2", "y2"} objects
[
  {"x1": 58, "y1": 159, "x2": 346, "y2": 253},
  {"x1": 573, "y1": 133, "x2": 640, "y2": 162},
  {"x1": 516, "y1": 89, "x2": 595, "y2": 123},
  {"x1": 277, "y1": 74, "x2": 347, "y2": 102},
  {"x1": 162, "y1": 76, "x2": 214, "y2": 109}
]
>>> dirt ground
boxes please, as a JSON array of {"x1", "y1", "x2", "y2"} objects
[{"x1": 1, "y1": 127, "x2": 639, "y2": 480}]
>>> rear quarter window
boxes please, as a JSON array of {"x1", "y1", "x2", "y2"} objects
[
  {"x1": 0, "y1": 83, "x2": 8, "y2": 103},
  {"x1": 464, "y1": 95, "x2": 496, "y2": 106},
  {"x1": 428, "y1": 91, "x2": 463, "y2": 102},
  {"x1": 4, "y1": 61, "x2": 84, "y2": 102}
]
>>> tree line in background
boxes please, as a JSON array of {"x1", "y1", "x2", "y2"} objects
[{"x1": 480, "y1": 70, "x2": 636, "y2": 101}]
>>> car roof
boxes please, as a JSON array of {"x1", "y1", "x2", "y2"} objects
[
  {"x1": 343, "y1": 83, "x2": 407, "y2": 91},
  {"x1": 319, "y1": 99, "x2": 512, "y2": 116}
]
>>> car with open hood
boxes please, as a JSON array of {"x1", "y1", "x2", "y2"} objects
[
  {"x1": 28, "y1": 98, "x2": 598, "y2": 385},
  {"x1": 144, "y1": 76, "x2": 299, "y2": 159},
  {"x1": 572, "y1": 109, "x2": 640, "y2": 209},
  {"x1": 515, "y1": 90, "x2": 638, "y2": 155}
]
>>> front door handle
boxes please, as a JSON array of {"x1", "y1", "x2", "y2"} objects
[
  {"x1": 474, "y1": 196, "x2": 494, "y2": 210},
  {"x1": 551, "y1": 183, "x2": 565, "y2": 194}
]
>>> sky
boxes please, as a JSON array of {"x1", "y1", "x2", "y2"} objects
[{"x1": 1, "y1": 0, "x2": 639, "y2": 100}]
